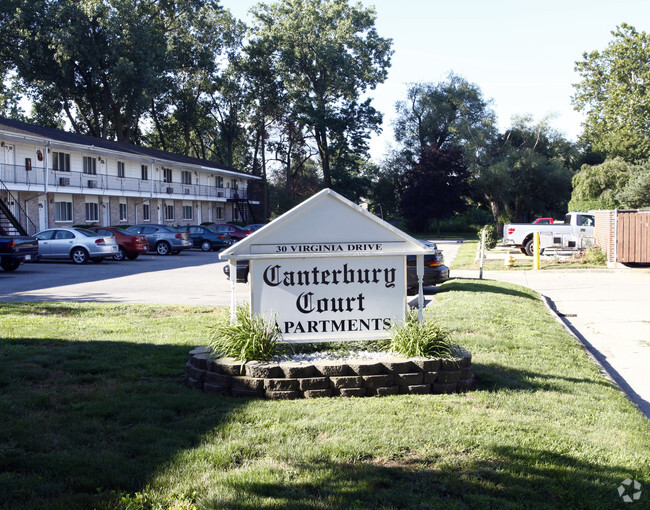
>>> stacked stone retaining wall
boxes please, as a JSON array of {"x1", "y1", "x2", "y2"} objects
[{"x1": 185, "y1": 347, "x2": 474, "y2": 399}]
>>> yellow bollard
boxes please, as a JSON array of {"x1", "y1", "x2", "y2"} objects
[{"x1": 533, "y1": 232, "x2": 540, "y2": 270}]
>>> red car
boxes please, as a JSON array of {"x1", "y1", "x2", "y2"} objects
[
  {"x1": 88, "y1": 227, "x2": 149, "y2": 261},
  {"x1": 532, "y1": 218, "x2": 554, "y2": 224},
  {"x1": 208, "y1": 223, "x2": 252, "y2": 241}
]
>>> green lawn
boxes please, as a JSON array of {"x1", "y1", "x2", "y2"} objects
[{"x1": 1, "y1": 285, "x2": 648, "y2": 509}]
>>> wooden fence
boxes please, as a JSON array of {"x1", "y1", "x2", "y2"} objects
[{"x1": 617, "y1": 211, "x2": 650, "y2": 263}]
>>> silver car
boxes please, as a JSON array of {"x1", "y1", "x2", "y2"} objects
[
  {"x1": 33, "y1": 227, "x2": 119, "y2": 264},
  {"x1": 125, "y1": 224, "x2": 192, "y2": 255}
]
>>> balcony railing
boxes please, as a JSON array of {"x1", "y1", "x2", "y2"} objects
[{"x1": 0, "y1": 163, "x2": 248, "y2": 200}]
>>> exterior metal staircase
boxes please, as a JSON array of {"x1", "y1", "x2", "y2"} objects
[
  {"x1": 0, "y1": 179, "x2": 36, "y2": 236},
  {"x1": 227, "y1": 191, "x2": 257, "y2": 225}
]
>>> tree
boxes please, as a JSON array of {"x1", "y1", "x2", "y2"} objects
[
  {"x1": 249, "y1": 0, "x2": 392, "y2": 188},
  {"x1": 573, "y1": 24, "x2": 650, "y2": 161},
  {"x1": 475, "y1": 118, "x2": 574, "y2": 228},
  {"x1": 0, "y1": 0, "x2": 235, "y2": 144},
  {"x1": 393, "y1": 75, "x2": 496, "y2": 168},
  {"x1": 0, "y1": 73, "x2": 26, "y2": 120},
  {"x1": 568, "y1": 158, "x2": 633, "y2": 211},
  {"x1": 617, "y1": 161, "x2": 650, "y2": 208},
  {"x1": 365, "y1": 151, "x2": 406, "y2": 219},
  {"x1": 400, "y1": 145, "x2": 471, "y2": 233}
]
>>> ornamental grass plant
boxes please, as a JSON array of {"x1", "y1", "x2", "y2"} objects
[
  {"x1": 389, "y1": 311, "x2": 453, "y2": 358},
  {"x1": 209, "y1": 304, "x2": 285, "y2": 363}
]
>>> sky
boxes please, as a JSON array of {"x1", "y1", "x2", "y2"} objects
[{"x1": 223, "y1": 0, "x2": 650, "y2": 161}]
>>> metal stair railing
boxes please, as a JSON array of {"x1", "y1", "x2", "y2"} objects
[{"x1": 0, "y1": 179, "x2": 37, "y2": 236}]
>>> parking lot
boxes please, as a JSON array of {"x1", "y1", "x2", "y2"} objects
[
  {"x1": 0, "y1": 250, "x2": 249, "y2": 306},
  {"x1": 0, "y1": 240, "x2": 463, "y2": 306}
]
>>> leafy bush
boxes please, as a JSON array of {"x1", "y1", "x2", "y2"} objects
[
  {"x1": 580, "y1": 245, "x2": 608, "y2": 265},
  {"x1": 479, "y1": 224, "x2": 498, "y2": 250},
  {"x1": 389, "y1": 311, "x2": 453, "y2": 358},
  {"x1": 209, "y1": 305, "x2": 285, "y2": 362}
]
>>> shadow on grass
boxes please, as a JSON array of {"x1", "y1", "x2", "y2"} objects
[
  {"x1": 472, "y1": 362, "x2": 615, "y2": 393},
  {"x1": 0, "y1": 337, "x2": 247, "y2": 510},
  {"x1": 211, "y1": 446, "x2": 634, "y2": 509},
  {"x1": 0, "y1": 302, "x2": 85, "y2": 316},
  {"x1": 1, "y1": 338, "x2": 643, "y2": 509},
  {"x1": 444, "y1": 279, "x2": 537, "y2": 300}
]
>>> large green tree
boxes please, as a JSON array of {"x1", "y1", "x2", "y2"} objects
[
  {"x1": 379, "y1": 75, "x2": 495, "y2": 227},
  {"x1": 249, "y1": 0, "x2": 392, "y2": 189},
  {"x1": 393, "y1": 74, "x2": 496, "y2": 168},
  {"x1": 475, "y1": 118, "x2": 574, "y2": 227},
  {"x1": 568, "y1": 158, "x2": 633, "y2": 212},
  {"x1": 0, "y1": 0, "x2": 235, "y2": 144},
  {"x1": 400, "y1": 144, "x2": 471, "y2": 233},
  {"x1": 616, "y1": 161, "x2": 650, "y2": 208},
  {"x1": 573, "y1": 24, "x2": 650, "y2": 161}
]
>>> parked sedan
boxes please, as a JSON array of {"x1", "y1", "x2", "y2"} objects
[
  {"x1": 223, "y1": 241, "x2": 450, "y2": 289},
  {"x1": 405, "y1": 241, "x2": 450, "y2": 290},
  {"x1": 244, "y1": 223, "x2": 266, "y2": 233},
  {"x1": 208, "y1": 223, "x2": 251, "y2": 241},
  {"x1": 33, "y1": 227, "x2": 118, "y2": 264},
  {"x1": 175, "y1": 225, "x2": 233, "y2": 251},
  {"x1": 125, "y1": 224, "x2": 192, "y2": 255},
  {"x1": 88, "y1": 226, "x2": 149, "y2": 261}
]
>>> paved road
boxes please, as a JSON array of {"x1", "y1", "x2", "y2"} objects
[
  {"x1": 455, "y1": 266, "x2": 650, "y2": 418},
  {"x1": 0, "y1": 239, "x2": 463, "y2": 306},
  {"x1": 0, "y1": 251, "x2": 250, "y2": 306}
]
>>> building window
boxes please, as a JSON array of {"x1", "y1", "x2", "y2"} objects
[
  {"x1": 141, "y1": 165, "x2": 149, "y2": 181},
  {"x1": 117, "y1": 161, "x2": 125, "y2": 178},
  {"x1": 215, "y1": 206, "x2": 223, "y2": 220},
  {"x1": 54, "y1": 201, "x2": 73, "y2": 222},
  {"x1": 83, "y1": 156, "x2": 97, "y2": 175},
  {"x1": 215, "y1": 176, "x2": 223, "y2": 188},
  {"x1": 52, "y1": 152, "x2": 71, "y2": 172},
  {"x1": 182, "y1": 205, "x2": 193, "y2": 221},
  {"x1": 85, "y1": 202, "x2": 99, "y2": 222},
  {"x1": 231, "y1": 179, "x2": 239, "y2": 190},
  {"x1": 181, "y1": 171, "x2": 192, "y2": 185},
  {"x1": 119, "y1": 203, "x2": 127, "y2": 221},
  {"x1": 165, "y1": 204, "x2": 174, "y2": 220},
  {"x1": 142, "y1": 203, "x2": 150, "y2": 221},
  {"x1": 163, "y1": 168, "x2": 172, "y2": 183}
]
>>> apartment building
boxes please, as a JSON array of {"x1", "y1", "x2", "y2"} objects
[{"x1": 0, "y1": 117, "x2": 260, "y2": 234}]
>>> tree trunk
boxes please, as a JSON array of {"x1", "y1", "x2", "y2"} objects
[
  {"x1": 490, "y1": 200, "x2": 504, "y2": 236},
  {"x1": 315, "y1": 126, "x2": 330, "y2": 188}
]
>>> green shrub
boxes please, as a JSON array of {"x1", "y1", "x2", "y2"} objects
[
  {"x1": 580, "y1": 245, "x2": 607, "y2": 265},
  {"x1": 479, "y1": 224, "x2": 498, "y2": 250},
  {"x1": 209, "y1": 305, "x2": 285, "y2": 362},
  {"x1": 389, "y1": 311, "x2": 453, "y2": 358}
]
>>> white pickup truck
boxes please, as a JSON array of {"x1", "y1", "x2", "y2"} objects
[{"x1": 502, "y1": 212, "x2": 595, "y2": 256}]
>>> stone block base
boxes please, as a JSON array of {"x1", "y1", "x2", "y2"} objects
[{"x1": 185, "y1": 347, "x2": 474, "y2": 400}]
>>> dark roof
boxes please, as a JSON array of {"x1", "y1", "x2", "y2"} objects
[{"x1": 0, "y1": 116, "x2": 254, "y2": 177}]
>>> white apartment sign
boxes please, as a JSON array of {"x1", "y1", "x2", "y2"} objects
[
  {"x1": 250, "y1": 254, "x2": 405, "y2": 341},
  {"x1": 220, "y1": 189, "x2": 428, "y2": 343}
]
